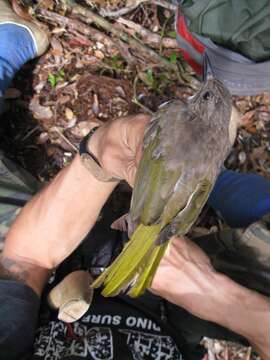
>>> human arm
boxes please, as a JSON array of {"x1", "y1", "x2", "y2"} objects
[
  {"x1": 151, "y1": 235, "x2": 270, "y2": 359},
  {"x1": 0, "y1": 114, "x2": 150, "y2": 296}
]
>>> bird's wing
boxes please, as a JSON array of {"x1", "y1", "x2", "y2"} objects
[{"x1": 130, "y1": 101, "x2": 188, "y2": 226}]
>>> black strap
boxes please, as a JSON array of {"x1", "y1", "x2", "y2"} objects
[
  {"x1": 79, "y1": 126, "x2": 100, "y2": 155},
  {"x1": 0, "y1": 196, "x2": 27, "y2": 207}
]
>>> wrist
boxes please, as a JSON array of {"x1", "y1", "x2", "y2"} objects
[
  {"x1": 0, "y1": 253, "x2": 50, "y2": 297},
  {"x1": 84, "y1": 125, "x2": 121, "y2": 182},
  {"x1": 86, "y1": 125, "x2": 106, "y2": 168}
]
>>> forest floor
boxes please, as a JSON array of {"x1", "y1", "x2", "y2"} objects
[{"x1": 2, "y1": 1, "x2": 270, "y2": 358}]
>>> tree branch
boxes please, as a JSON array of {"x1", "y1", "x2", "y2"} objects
[
  {"x1": 100, "y1": 0, "x2": 177, "y2": 18},
  {"x1": 117, "y1": 17, "x2": 178, "y2": 49}
]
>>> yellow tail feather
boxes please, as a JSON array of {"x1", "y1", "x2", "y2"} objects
[
  {"x1": 92, "y1": 224, "x2": 161, "y2": 297},
  {"x1": 127, "y1": 242, "x2": 168, "y2": 298}
]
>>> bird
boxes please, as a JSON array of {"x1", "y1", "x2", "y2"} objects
[{"x1": 92, "y1": 76, "x2": 237, "y2": 298}]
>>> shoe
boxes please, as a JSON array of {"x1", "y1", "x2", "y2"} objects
[{"x1": 0, "y1": 0, "x2": 49, "y2": 56}]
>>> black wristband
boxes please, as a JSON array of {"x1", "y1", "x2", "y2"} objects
[
  {"x1": 79, "y1": 126, "x2": 100, "y2": 158},
  {"x1": 79, "y1": 126, "x2": 120, "y2": 182}
]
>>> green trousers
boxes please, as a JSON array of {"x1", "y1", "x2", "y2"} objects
[{"x1": 0, "y1": 151, "x2": 40, "y2": 245}]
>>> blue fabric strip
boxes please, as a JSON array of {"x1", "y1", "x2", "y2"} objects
[
  {"x1": 0, "y1": 24, "x2": 36, "y2": 112},
  {"x1": 209, "y1": 170, "x2": 270, "y2": 228}
]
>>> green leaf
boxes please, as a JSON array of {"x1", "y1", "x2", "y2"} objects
[
  {"x1": 104, "y1": 55, "x2": 125, "y2": 70},
  {"x1": 169, "y1": 52, "x2": 178, "y2": 64},
  {"x1": 48, "y1": 69, "x2": 65, "y2": 88},
  {"x1": 167, "y1": 30, "x2": 177, "y2": 38},
  {"x1": 146, "y1": 69, "x2": 154, "y2": 86},
  {"x1": 48, "y1": 73, "x2": 57, "y2": 88},
  {"x1": 59, "y1": 69, "x2": 65, "y2": 77}
]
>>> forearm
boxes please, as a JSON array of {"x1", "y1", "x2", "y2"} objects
[
  {"x1": 152, "y1": 236, "x2": 270, "y2": 358},
  {"x1": 158, "y1": 264, "x2": 270, "y2": 358},
  {"x1": 1, "y1": 114, "x2": 149, "y2": 297},
  {"x1": 214, "y1": 274, "x2": 270, "y2": 359},
  {"x1": 2, "y1": 154, "x2": 117, "y2": 295}
]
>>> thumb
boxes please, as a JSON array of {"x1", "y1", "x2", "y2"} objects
[{"x1": 124, "y1": 161, "x2": 138, "y2": 188}]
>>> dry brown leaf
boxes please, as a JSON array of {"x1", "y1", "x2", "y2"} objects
[
  {"x1": 65, "y1": 108, "x2": 74, "y2": 121},
  {"x1": 37, "y1": 132, "x2": 49, "y2": 145},
  {"x1": 30, "y1": 96, "x2": 53, "y2": 120},
  {"x1": 94, "y1": 50, "x2": 105, "y2": 60},
  {"x1": 70, "y1": 121, "x2": 98, "y2": 138},
  {"x1": 68, "y1": 36, "x2": 93, "y2": 47},
  {"x1": 240, "y1": 110, "x2": 255, "y2": 127},
  {"x1": 11, "y1": 0, "x2": 32, "y2": 20},
  {"x1": 57, "y1": 95, "x2": 71, "y2": 105},
  {"x1": 262, "y1": 92, "x2": 270, "y2": 106},
  {"x1": 50, "y1": 37, "x2": 63, "y2": 56}
]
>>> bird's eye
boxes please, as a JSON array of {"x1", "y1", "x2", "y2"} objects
[{"x1": 202, "y1": 91, "x2": 213, "y2": 101}]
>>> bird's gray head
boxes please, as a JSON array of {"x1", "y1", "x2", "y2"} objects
[{"x1": 189, "y1": 76, "x2": 232, "y2": 127}]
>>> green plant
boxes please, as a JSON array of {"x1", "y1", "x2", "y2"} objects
[
  {"x1": 48, "y1": 69, "x2": 65, "y2": 88},
  {"x1": 104, "y1": 55, "x2": 125, "y2": 70},
  {"x1": 138, "y1": 69, "x2": 171, "y2": 94},
  {"x1": 168, "y1": 52, "x2": 178, "y2": 64},
  {"x1": 167, "y1": 30, "x2": 177, "y2": 38}
]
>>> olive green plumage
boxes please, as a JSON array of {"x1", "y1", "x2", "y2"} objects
[{"x1": 93, "y1": 77, "x2": 234, "y2": 297}]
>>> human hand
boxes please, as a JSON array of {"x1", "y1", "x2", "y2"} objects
[
  {"x1": 88, "y1": 114, "x2": 150, "y2": 186},
  {"x1": 151, "y1": 236, "x2": 270, "y2": 358},
  {"x1": 151, "y1": 236, "x2": 220, "y2": 320}
]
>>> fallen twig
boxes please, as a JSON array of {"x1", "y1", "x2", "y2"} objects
[
  {"x1": 37, "y1": 8, "x2": 118, "y2": 55},
  {"x1": 100, "y1": 1, "x2": 143, "y2": 18},
  {"x1": 246, "y1": 347, "x2": 252, "y2": 360},
  {"x1": 117, "y1": 17, "x2": 178, "y2": 49},
  {"x1": 100, "y1": 0, "x2": 177, "y2": 17},
  {"x1": 150, "y1": 0, "x2": 177, "y2": 11},
  {"x1": 71, "y1": 5, "x2": 194, "y2": 86},
  {"x1": 51, "y1": 126, "x2": 78, "y2": 152},
  {"x1": 21, "y1": 125, "x2": 41, "y2": 142},
  {"x1": 132, "y1": 75, "x2": 154, "y2": 115}
]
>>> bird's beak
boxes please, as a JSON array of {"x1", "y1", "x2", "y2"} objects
[{"x1": 203, "y1": 53, "x2": 214, "y2": 80}]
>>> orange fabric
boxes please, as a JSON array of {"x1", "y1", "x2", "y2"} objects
[
  {"x1": 179, "y1": 48, "x2": 204, "y2": 75},
  {"x1": 177, "y1": 15, "x2": 204, "y2": 75}
]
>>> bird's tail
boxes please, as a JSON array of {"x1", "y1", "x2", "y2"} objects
[{"x1": 92, "y1": 223, "x2": 168, "y2": 297}]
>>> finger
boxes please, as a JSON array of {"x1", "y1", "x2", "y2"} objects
[{"x1": 124, "y1": 160, "x2": 138, "y2": 188}]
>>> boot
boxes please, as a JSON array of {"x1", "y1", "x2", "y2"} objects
[{"x1": 0, "y1": 0, "x2": 49, "y2": 56}]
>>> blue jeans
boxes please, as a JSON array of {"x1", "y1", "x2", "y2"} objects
[
  {"x1": 209, "y1": 170, "x2": 270, "y2": 227},
  {"x1": 0, "y1": 24, "x2": 36, "y2": 113}
]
